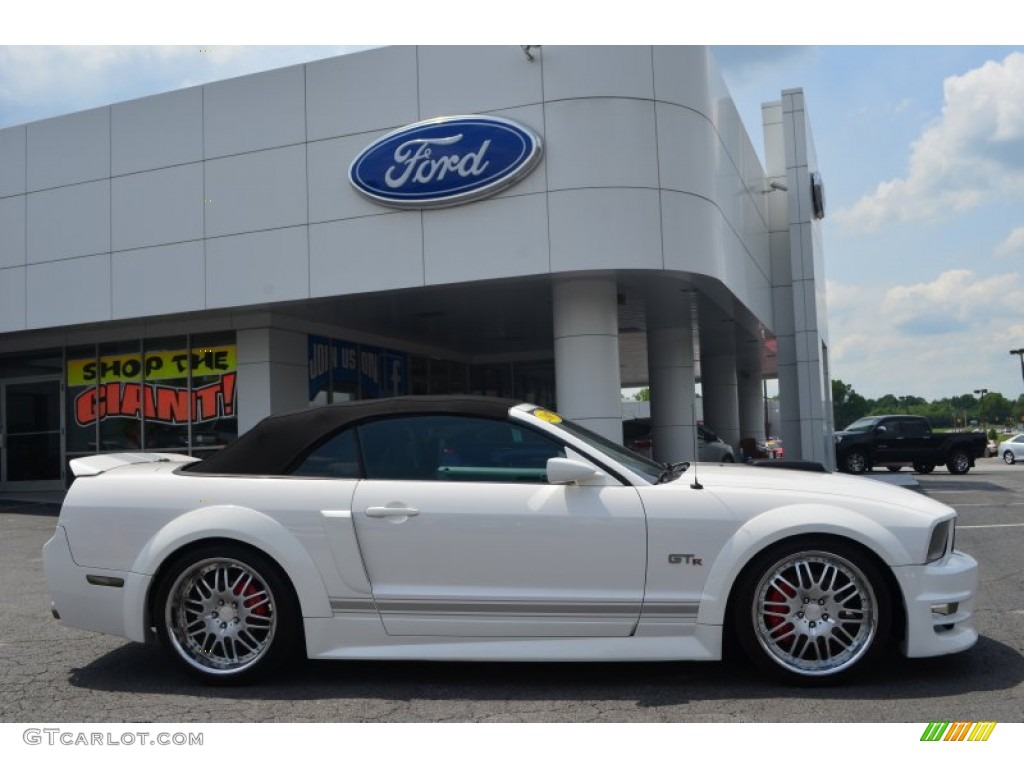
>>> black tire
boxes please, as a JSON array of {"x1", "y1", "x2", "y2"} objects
[
  {"x1": 913, "y1": 462, "x2": 935, "y2": 474},
  {"x1": 946, "y1": 450, "x2": 971, "y2": 475},
  {"x1": 154, "y1": 543, "x2": 300, "y2": 685},
  {"x1": 722, "y1": 453, "x2": 735, "y2": 463},
  {"x1": 732, "y1": 538, "x2": 891, "y2": 684},
  {"x1": 886, "y1": 466, "x2": 901, "y2": 473},
  {"x1": 842, "y1": 449, "x2": 869, "y2": 474},
  {"x1": 1004, "y1": 451, "x2": 1016, "y2": 466}
]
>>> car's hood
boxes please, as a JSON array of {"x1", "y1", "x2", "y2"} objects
[{"x1": 679, "y1": 462, "x2": 951, "y2": 519}]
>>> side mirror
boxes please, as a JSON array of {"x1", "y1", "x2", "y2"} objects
[
  {"x1": 875, "y1": 425, "x2": 887, "y2": 434},
  {"x1": 547, "y1": 457, "x2": 599, "y2": 485}
]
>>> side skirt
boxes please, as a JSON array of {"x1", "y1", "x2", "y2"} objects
[{"x1": 304, "y1": 614, "x2": 722, "y2": 662}]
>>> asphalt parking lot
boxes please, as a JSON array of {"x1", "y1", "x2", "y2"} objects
[{"x1": 1, "y1": 459, "x2": 1021, "y2": 723}]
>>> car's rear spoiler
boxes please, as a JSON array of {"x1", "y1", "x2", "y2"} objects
[{"x1": 69, "y1": 452, "x2": 198, "y2": 477}]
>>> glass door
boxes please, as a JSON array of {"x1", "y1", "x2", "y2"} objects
[{"x1": 0, "y1": 379, "x2": 63, "y2": 488}]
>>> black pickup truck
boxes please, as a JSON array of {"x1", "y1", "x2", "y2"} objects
[{"x1": 834, "y1": 414, "x2": 988, "y2": 475}]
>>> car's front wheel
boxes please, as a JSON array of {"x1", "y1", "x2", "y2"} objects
[
  {"x1": 946, "y1": 450, "x2": 971, "y2": 475},
  {"x1": 733, "y1": 539, "x2": 891, "y2": 684},
  {"x1": 1004, "y1": 450, "x2": 1016, "y2": 466},
  {"x1": 154, "y1": 544, "x2": 300, "y2": 685}
]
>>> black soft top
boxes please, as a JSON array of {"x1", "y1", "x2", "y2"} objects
[{"x1": 182, "y1": 395, "x2": 521, "y2": 476}]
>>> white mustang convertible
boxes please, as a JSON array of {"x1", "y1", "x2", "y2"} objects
[{"x1": 43, "y1": 397, "x2": 978, "y2": 685}]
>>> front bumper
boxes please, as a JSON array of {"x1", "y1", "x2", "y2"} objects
[
  {"x1": 892, "y1": 550, "x2": 978, "y2": 658},
  {"x1": 43, "y1": 525, "x2": 149, "y2": 642}
]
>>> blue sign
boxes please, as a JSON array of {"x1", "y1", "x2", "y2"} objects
[{"x1": 349, "y1": 115, "x2": 543, "y2": 209}]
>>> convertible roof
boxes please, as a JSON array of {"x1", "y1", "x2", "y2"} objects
[{"x1": 182, "y1": 395, "x2": 521, "y2": 476}]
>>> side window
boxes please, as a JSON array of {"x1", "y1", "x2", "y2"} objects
[
  {"x1": 357, "y1": 415, "x2": 566, "y2": 483},
  {"x1": 879, "y1": 419, "x2": 901, "y2": 436},
  {"x1": 901, "y1": 419, "x2": 928, "y2": 438},
  {"x1": 291, "y1": 428, "x2": 360, "y2": 478}
]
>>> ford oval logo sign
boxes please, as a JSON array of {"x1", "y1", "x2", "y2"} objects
[{"x1": 349, "y1": 115, "x2": 543, "y2": 209}]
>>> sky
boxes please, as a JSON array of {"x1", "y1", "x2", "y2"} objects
[{"x1": 2, "y1": 5, "x2": 1022, "y2": 404}]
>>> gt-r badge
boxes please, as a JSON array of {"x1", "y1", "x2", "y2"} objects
[{"x1": 668, "y1": 554, "x2": 703, "y2": 566}]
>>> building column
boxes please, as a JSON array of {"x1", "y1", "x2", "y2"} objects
[
  {"x1": 236, "y1": 326, "x2": 309, "y2": 435},
  {"x1": 699, "y1": 310, "x2": 741, "y2": 455},
  {"x1": 552, "y1": 276, "x2": 622, "y2": 443},
  {"x1": 737, "y1": 366, "x2": 766, "y2": 462},
  {"x1": 646, "y1": 290, "x2": 697, "y2": 463}
]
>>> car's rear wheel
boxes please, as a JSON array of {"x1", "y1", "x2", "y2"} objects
[
  {"x1": 913, "y1": 462, "x2": 934, "y2": 474},
  {"x1": 842, "y1": 450, "x2": 869, "y2": 474},
  {"x1": 154, "y1": 544, "x2": 299, "y2": 685},
  {"x1": 733, "y1": 539, "x2": 891, "y2": 684},
  {"x1": 946, "y1": 450, "x2": 971, "y2": 475},
  {"x1": 1004, "y1": 451, "x2": 1016, "y2": 466}
]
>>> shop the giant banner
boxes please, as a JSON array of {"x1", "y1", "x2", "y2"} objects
[{"x1": 68, "y1": 346, "x2": 237, "y2": 426}]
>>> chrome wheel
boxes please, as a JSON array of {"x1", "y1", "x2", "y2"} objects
[
  {"x1": 164, "y1": 557, "x2": 277, "y2": 676},
  {"x1": 947, "y1": 451, "x2": 970, "y2": 475},
  {"x1": 749, "y1": 549, "x2": 879, "y2": 678},
  {"x1": 1004, "y1": 451, "x2": 1015, "y2": 466}
]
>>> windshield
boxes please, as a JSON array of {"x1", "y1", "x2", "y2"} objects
[
  {"x1": 526, "y1": 407, "x2": 666, "y2": 484},
  {"x1": 843, "y1": 417, "x2": 881, "y2": 433}
]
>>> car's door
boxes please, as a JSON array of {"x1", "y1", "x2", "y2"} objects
[
  {"x1": 872, "y1": 417, "x2": 903, "y2": 463},
  {"x1": 897, "y1": 417, "x2": 935, "y2": 462},
  {"x1": 349, "y1": 414, "x2": 648, "y2": 637}
]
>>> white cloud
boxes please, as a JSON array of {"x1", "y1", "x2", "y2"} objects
[
  {"x1": 995, "y1": 226, "x2": 1024, "y2": 259},
  {"x1": 828, "y1": 270, "x2": 1024, "y2": 398},
  {"x1": 834, "y1": 52, "x2": 1024, "y2": 233}
]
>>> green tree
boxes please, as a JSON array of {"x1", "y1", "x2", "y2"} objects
[
  {"x1": 831, "y1": 379, "x2": 869, "y2": 429},
  {"x1": 633, "y1": 387, "x2": 650, "y2": 401}
]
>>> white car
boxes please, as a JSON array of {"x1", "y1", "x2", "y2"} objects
[
  {"x1": 998, "y1": 434, "x2": 1024, "y2": 464},
  {"x1": 44, "y1": 397, "x2": 978, "y2": 685}
]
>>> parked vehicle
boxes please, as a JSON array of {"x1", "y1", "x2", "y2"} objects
[
  {"x1": 834, "y1": 415, "x2": 987, "y2": 475},
  {"x1": 44, "y1": 396, "x2": 976, "y2": 685},
  {"x1": 998, "y1": 434, "x2": 1024, "y2": 465}
]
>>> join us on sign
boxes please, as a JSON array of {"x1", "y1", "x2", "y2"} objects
[{"x1": 349, "y1": 115, "x2": 543, "y2": 209}]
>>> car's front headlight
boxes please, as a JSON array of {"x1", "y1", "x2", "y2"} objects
[
  {"x1": 833, "y1": 434, "x2": 844, "y2": 444},
  {"x1": 927, "y1": 519, "x2": 954, "y2": 562}
]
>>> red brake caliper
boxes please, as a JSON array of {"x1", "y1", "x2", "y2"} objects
[{"x1": 236, "y1": 580, "x2": 268, "y2": 617}]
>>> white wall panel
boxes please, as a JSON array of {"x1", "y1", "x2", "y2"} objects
[
  {"x1": 419, "y1": 46, "x2": 544, "y2": 117},
  {"x1": 204, "y1": 65, "x2": 306, "y2": 158},
  {"x1": 112, "y1": 241, "x2": 205, "y2": 319},
  {"x1": 0, "y1": 126, "x2": 26, "y2": 197},
  {"x1": 544, "y1": 99, "x2": 658, "y2": 192},
  {"x1": 309, "y1": 212, "x2": 423, "y2": 296},
  {"x1": 27, "y1": 180, "x2": 110, "y2": 263},
  {"x1": 307, "y1": 133, "x2": 388, "y2": 224},
  {"x1": 424, "y1": 194, "x2": 548, "y2": 285},
  {"x1": 652, "y1": 47, "x2": 714, "y2": 116},
  {"x1": 548, "y1": 188, "x2": 662, "y2": 272},
  {"x1": 0, "y1": 196, "x2": 26, "y2": 268},
  {"x1": 27, "y1": 107, "x2": 109, "y2": 191},
  {"x1": 204, "y1": 145, "x2": 307, "y2": 238},
  {"x1": 26, "y1": 253, "x2": 111, "y2": 328},
  {"x1": 542, "y1": 46, "x2": 654, "y2": 101},
  {"x1": 306, "y1": 46, "x2": 418, "y2": 141},
  {"x1": 112, "y1": 163, "x2": 203, "y2": 252},
  {"x1": 656, "y1": 104, "x2": 717, "y2": 199},
  {"x1": 0, "y1": 266, "x2": 26, "y2": 332},
  {"x1": 111, "y1": 87, "x2": 203, "y2": 175},
  {"x1": 205, "y1": 226, "x2": 309, "y2": 309}
]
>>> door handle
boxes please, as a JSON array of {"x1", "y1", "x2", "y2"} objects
[{"x1": 365, "y1": 506, "x2": 419, "y2": 518}]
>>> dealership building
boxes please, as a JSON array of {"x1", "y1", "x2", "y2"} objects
[{"x1": 0, "y1": 45, "x2": 834, "y2": 491}]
